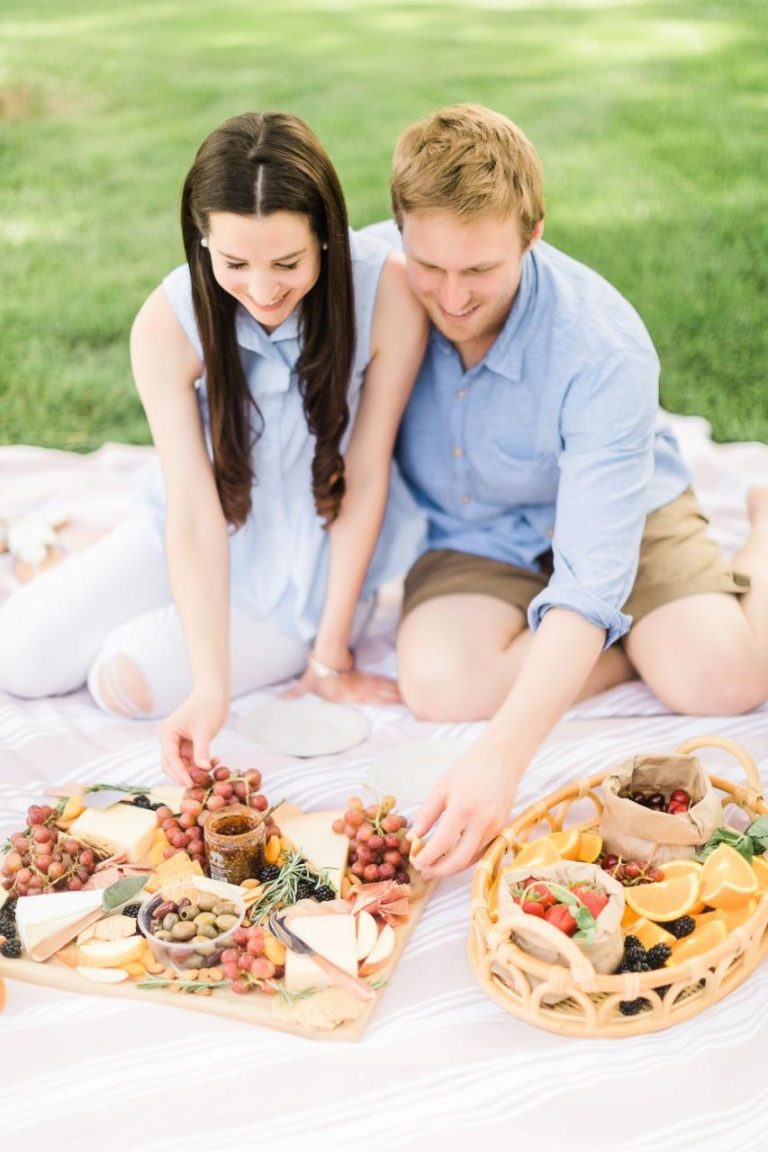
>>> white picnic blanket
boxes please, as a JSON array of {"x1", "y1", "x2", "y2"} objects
[{"x1": 1, "y1": 413, "x2": 767, "y2": 1152}]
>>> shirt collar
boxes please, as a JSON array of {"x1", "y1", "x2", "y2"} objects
[
  {"x1": 235, "y1": 305, "x2": 300, "y2": 356},
  {"x1": 482, "y1": 248, "x2": 537, "y2": 382}
]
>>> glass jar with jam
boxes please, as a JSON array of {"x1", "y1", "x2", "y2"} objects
[{"x1": 203, "y1": 804, "x2": 266, "y2": 885}]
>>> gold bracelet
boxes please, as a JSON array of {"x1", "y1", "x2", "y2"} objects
[{"x1": 307, "y1": 652, "x2": 353, "y2": 679}]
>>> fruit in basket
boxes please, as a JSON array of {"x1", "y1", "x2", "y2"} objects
[
  {"x1": 696, "y1": 900, "x2": 758, "y2": 933},
  {"x1": 544, "y1": 905, "x2": 577, "y2": 935},
  {"x1": 664, "y1": 915, "x2": 696, "y2": 939},
  {"x1": 576, "y1": 832, "x2": 603, "y2": 863},
  {"x1": 547, "y1": 830, "x2": 581, "y2": 860},
  {"x1": 624, "y1": 872, "x2": 700, "y2": 922},
  {"x1": 626, "y1": 787, "x2": 692, "y2": 814},
  {"x1": 630, "y1": 917, "x2": 677, "y2": 951},
  {"x1": 752, "y1": 855, "x2": 768, "y2": 894},
  {"x1": 599, "y1": 855, "x2": 664, "y2": 886},
  {"x1": 698, "y1": 845, "x2": 758, "y2": 910},
  {"x1": 511, "y1": 838, "x2": 560, "y2": 869},
  {"x1": 670, "y1": 919, "x2": 728, "y2": 964}
]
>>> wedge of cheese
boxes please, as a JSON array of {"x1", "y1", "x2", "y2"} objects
[
  {"x1": 15, "y1": 890, "x2": 105, "y2": 954},
  {"x1": 283, "y1": 914, "x2": 358, "y2": 993},
  {"x1": 279, "y1": 811, "x2": 348, "y2": 893},
  {"x1": 146, "y1": 785, "x2": 185, "y2": 813},
  {"x1": 70, "y1": 804, "x2": 157, "y2": 863}
]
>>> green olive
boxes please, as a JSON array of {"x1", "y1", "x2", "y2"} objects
[
  {"x1": 196, "y1": 893, "x2": 218, "y2": 912},
  {"x1": 193, "y1": 912, "x2": 217, "y2": 928},
  {"x1": 154, "y1": 929, "x2": 173, "y2": 942},
  {"x1": 162, "y1": 912, "x2": 180, "y2": 931},
  {"x1": 170, "y1": 921, "x2": 197, "y2": 942},
  {"x1": 196, "y1": 924, "x2": 218, "y2": 939},
  {"x1": 179, "y1": 904, "x2": 200, "y2": 921},
  {"x1": 191, "y1": 937, "x2": 216, "y2": 956},
  {"x1": 214, "y1": 913, "x2": 239, "y2": 932},
  {"x1": 212, "y1": 901, "x2": 236, "y2": 916}
]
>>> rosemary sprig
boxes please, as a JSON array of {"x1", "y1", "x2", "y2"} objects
[
  {"x1": 275, "y1": 983, "x2": 320, "y2": 1005},
  {"x1": 136, "y1": 976, "x2": 226, "y2": 991},
  {"x1": 246, "y1": 849, "x2": 334, "y2": 922}
]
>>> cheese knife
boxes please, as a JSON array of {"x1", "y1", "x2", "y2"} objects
[{"x1": 27, "y1": 873, "x2": 150, "y2": 963}]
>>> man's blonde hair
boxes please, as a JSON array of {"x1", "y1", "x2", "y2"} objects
[{"x1": 391, "y1": 104, "x2": 545, "y2": 243}]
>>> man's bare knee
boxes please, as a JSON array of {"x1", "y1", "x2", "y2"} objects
[{"x1": 93, "y1": 653, "x2": 156, "y2": 719}]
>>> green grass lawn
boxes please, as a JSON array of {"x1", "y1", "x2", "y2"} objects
[{"x1": 1, "y1": 0, "x2": 766, "y2": 449}]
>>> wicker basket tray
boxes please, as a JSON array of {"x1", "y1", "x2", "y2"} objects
[{"x1": 469, "y1": 735, "x2": 768, "y2": 1037}]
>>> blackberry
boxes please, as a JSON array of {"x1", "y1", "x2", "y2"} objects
[
  {"x1": 1, "y1": 938, "x2": 22, "y2": 959},
  {"x1": 296, "y1": 881, "x2": 315, "y2": 900},
  {"x1": 646, "y1": 943, "x2": 673, "y2": 969},
  {"x1": 314, "y1": 885, "x2": 336, "y2": 902},
  {"x1": 122, "y1": 903, "x2": 141, "y2": 919},
  {"x1": 624, "y1": 935, "x2": 645, "y2": 956},
  {"x1": 259, "y1": 864, "x2": 281, "y2": 883},
  {"x1": 665, "y1": 915, "x2": 695, "y2": 939},
  {"x1": 133, "y1": 794, "x2": 162, "y2": 811},
  {"x1": 618, "y1": 997, "x2": 648, "y2": 1016}
]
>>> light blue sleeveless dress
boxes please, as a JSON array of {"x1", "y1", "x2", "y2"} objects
[{"x1": 140, "y1": 229, "x2": 426, "y2": 643}]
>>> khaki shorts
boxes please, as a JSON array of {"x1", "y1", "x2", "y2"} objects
[{"x1": 401, "y1": 489, "x2": 750, "y2": 626}]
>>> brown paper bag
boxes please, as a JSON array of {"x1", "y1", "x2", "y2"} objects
[
  {"x1": 598, "y1": 754, "x2": 722, "y2": 864},
  {"x1": 495, "y1": 862, "x2": 625, "y2": 1004}
]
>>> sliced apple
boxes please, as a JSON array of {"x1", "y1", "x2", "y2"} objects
[
  {"x1": 76, "y1": 966, "x2": 130, "y2": 984},
  {"x1": 358, "y1": 922, "x2": 395, "y2": 977},
  {"x1": 355, "y1": 910, "x2": 379, "y2": 963}
]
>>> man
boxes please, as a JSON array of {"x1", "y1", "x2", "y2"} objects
[{"x1": 375, "y1": 104, "x2": 768, "y2": 878}]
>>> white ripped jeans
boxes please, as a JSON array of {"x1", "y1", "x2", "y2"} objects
[{"x1": 0, "y1": 512, "x2": 368, "y2": 719}]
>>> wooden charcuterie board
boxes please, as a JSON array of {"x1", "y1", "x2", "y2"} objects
[{"x1": 0, "y1": 785, "x2": 436, "y2": 1041}]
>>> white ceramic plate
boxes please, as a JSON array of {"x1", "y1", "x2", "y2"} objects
[
  {"x1": 364, "y1": 738, "x2": 473, "y2": 804},
  {"x1": 237, "y1": 696, "x2": 371, "y2": 757}
]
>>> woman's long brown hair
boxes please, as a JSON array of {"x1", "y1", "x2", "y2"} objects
[{"x1": 181, "y1": 112, "x2": 355, "y2": 528}]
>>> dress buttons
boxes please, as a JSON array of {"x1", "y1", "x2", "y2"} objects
[{"x1": 452, "y1": 446, "x2": 463, "y2": 458}]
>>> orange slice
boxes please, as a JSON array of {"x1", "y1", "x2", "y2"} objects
[
  {"x1": 547, "y1": 829, "x2": 581, "y2": 861},
  {"x1": 511, "y1": 837, "x2": 561, "y2": 869},
  {"x1": 696, "y1": 899, "x2": 759, "y2": 933},
  {"x1": 669, "y1": 920, "x2": 727, "y2": 965},
  {"x1": 625, "y1": 872, "x2": 700, "y2": 922},
  {"x1": 576, "y1": 832, "x2": 603, "y2": 863},
  {"x1": 699, "y1": 845, "x2": 758, "y2": 911},
  {"x1": 630, "y1": 917, "x2": 677, "y2": 950},
  {"x1": 660, "y1": 858, "x2": 705, "y2": 912},
  {"x1": 751, "y1": 855, "x2": 768, "y2": 894},
  {"x1": 621, "y1": 903, "x2": 640, "y2": 931}
]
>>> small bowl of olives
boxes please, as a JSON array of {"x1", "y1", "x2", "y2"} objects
[{"x1": 138, "y1": 877, "x2": 246, "y2": 972}]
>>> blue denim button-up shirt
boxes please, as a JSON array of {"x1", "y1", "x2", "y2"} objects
[{"x1": 393, "y1": 235, "x2": 692, "y2": 646}]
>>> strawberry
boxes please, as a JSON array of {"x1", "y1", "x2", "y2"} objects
[
  {"x1": 574, "y1": 889, "x2": 608, "y2": 919},
  {"x1": 544, "y1": 904, "x2": 577, "y2": 936},
  {"x1": 527, "y1": 882, "x2": 556, "y2": 907},
  {"x1": 521, "y1": 900, "x2": 547, "y2": 918}
]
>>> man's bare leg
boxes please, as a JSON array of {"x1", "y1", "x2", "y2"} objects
[{"x1": 398, "y1": 593, "x2": 635, "y2": 722}]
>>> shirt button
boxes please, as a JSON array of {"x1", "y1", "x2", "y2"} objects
[
  {"x1": 461, "y1": 494, "x2": 471, "y2": 505},
  {"x1": 452, "y1": 446, "x2": 463, "y2": 458},
  {"x1": 457, "y1": 389, "x2": 466, "y2": 400}
]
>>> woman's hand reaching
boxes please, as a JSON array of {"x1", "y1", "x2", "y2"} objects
[{"x1": 159, "y1": 688, "x2": 230, "y2": 786}]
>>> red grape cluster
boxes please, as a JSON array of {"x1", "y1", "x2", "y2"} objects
[
  {"x1": 628, "y1": 788, "x2": 692, "y2": 815},
  {"x1": 154, "y1": 765, "x2": 278, "y2": 870},
  {"x1": 2, "y1": 805, "x2": 98, "y2": 897},
  {"x1": 333, "y1": 795, "x2": 412, "y2": 885},
  {"x1": 599, "y1": 854, "x2": 664, "y2": 886},
  {"x1": 219, "y1": 924, "x2": 283, "y2": 994}
]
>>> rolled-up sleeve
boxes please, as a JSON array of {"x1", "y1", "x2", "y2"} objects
[{"x1": 527, "y1": 346, "x2": 659, "y2": 646}]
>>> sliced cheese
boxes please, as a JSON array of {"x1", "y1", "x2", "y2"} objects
[
  {"x1": 70, "y1": 804, "x2": 157, "y2": 863},
  {"x1": 146, "y1": 785, "x2": 185, "y2": 813},
  {"x1": 283, "y1": 914, "x2": 358, "y2": 993},
  {"x1": 15, "y1": 890, "x2": 104, "y2": 953},
  {"x1": 279, "y1": 811, "x2": 349, "y2": 893},
  {"x1": 77, "y1": 936, "x2": 145, "y2": 968}
]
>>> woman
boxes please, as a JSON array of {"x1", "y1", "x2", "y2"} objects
[{"x1": 0, "y1": 112, "x2": 427, "y2": 783}]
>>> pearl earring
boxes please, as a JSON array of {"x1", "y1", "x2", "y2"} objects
[
  {"x1": 321, "y1": 242, "x2": 328, "y2": 250},
  {"x1": 200, "y1": 237, "x2": 209, "y2": 248}
]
